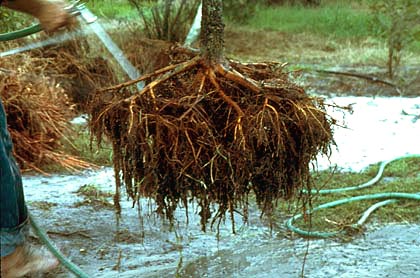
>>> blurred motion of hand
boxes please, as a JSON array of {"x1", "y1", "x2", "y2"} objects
[
  {"x1": 3, "y1": 0, "x2": 77, "y2": 33},
  {"x1": 35, "y1": 0, "x2": 76, "y2": 33}
]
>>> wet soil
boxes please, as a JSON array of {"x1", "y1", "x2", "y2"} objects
[{"x1": 24, "y1": 166, "x2": 420, "y2": 278}]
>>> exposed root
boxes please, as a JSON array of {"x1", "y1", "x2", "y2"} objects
[
  {"x1": 137, "y1": 56, "x2": 201, "y2": 97},
  {"x1": 0, "y1": 67, "x2": 96, "y2": 173},
  {"x1": 90, "y1": 51, "x2": 335, "y2": 231},
  {"x1": 215, "y1": 63, "x2": 261, "y2": 94}
]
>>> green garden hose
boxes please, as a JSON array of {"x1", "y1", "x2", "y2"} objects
[
  {"x1": 286, "y1": 154, "x2": 420, "y2": 238},
  {"x1": 0, "y1": 2, "x2": 82, "y2": 42},
  {"x1": 29, "y1": 212, "x2": 90, "y2": 278},
  {"x1": 0, "y1": 24, "x2": 43, "y2": 41},
  {"x1": 2, "y1": 22, "x2": 92, "y2": 278}
]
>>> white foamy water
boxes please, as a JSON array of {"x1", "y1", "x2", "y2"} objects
[{"x1": 315, "y1": 96, "x2": 420, "y2": 172}]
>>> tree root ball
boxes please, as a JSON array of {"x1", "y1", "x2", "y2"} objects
[{"x1": 90, "y1": 48, "x2": 335, "y2": 231}]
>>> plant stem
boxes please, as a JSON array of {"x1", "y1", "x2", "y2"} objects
[{"x1": 200, "y1": 0, "x2": 225, "y2": 65}]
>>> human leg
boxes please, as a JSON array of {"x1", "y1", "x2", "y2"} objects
[
  {"x1": 0, "y1": 101, "x2": 28, "y2": 258},
  {"x1": 1, "y1": 102, "x2": 58, "y2": 277}
]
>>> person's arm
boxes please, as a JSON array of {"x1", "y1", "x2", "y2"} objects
[{"x1": 2, "y1": 0, "x2": 73, "y2": 32}]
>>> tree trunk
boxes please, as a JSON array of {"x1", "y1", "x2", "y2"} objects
[
  {"x1": 200, "y1": 0, "x2": 225, "y2": 65},
  {"x1": 388, "y1": 44, "x2": 394, "y2": 79}
]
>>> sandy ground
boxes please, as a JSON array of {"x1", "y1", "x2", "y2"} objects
[{"x1": 21, "y1": 95, "x2": 420, "y2": 278}]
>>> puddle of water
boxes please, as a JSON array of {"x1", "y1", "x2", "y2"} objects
[
  {"x1": 23, "y1": 170, "x2": 420, "y2": 278},
  {"x1": 315, "y1": 96, "x2": 420, "y2": 172}
]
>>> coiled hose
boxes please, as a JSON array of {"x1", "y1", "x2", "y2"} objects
[{"x1": 286, "y1": 154, "x2": 420, "y2": 238}]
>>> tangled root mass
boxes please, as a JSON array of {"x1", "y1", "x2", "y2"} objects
[{"x1": 90, "y1": 48, "x2": 335, "y2": 231}]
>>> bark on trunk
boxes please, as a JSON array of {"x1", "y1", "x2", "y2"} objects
[{"x1": 200, "y1": 0, "x2": 225, "y2": 65}]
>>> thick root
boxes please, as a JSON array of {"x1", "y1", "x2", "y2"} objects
[{"x1": 90, "y1": 53, "x2": 335, "y2": 231}]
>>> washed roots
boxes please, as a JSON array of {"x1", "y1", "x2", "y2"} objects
[{"x1": 91, "y1": 49, "x2": 334, "y2": 231}]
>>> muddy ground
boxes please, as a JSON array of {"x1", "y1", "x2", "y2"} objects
[
  {"x1": 24, "y1": 166, "x2": 420, "y2": 278},
  {"x1": 23, "y1": 95, "x2": 420, "y2": 278}
]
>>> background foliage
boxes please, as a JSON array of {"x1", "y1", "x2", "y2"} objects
[
  {"x1": 369, "y1": 0, "x2": 420, "y2": 78},
  {"x1": 128, "y1": 0, "x2": 200, "y2": 42},
  {"x1": 0, "y1": 9, "x2": 32, "y2": 33},
  {"x1": 1, "y1": 0, "x2": 419, "y2": 75}
]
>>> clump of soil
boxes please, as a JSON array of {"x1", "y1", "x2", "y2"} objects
[{"x1": 90, "y1": 46, "x2": 335, "y2": 231}]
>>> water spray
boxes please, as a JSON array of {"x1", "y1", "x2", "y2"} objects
[{"x1": 0, "y1": 1, "x2": 142, "y2": 89}]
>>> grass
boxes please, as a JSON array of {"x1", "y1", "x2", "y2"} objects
[
  {"x1": 0, "y1": 9, "x2": 35, "y2": 33},
  {"x1": 85, "y1": 0, "x2": 138, "y2": 20},
  {"x1": 224, "y1": 2, "x2": 420, "y2": 66},
  {"x1": 62, "y1": 123, "x2": 113, "y2": 168},
  {"x1": 279, "y1": 156, "x2": 420, "y2": 237},
  {"x1": 85, "y1": 1, "x2": 377, "y2": 40},
  {"x1": 85, "y1": 1, "x2": 379, "y2": 40},
  {"x1": 245, "y1": 3, "x2": 377, "y2": 39},
  {"x1": 74, "y1": 184, "x2": 114, "y2": 208}
]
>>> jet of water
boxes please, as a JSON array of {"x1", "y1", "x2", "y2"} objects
[
  {"x1": 1, "y1": 7, "x2": 144, "y2": 90},
  {"x1": 79, "y1": 8, "x2": 143, "y2": 90},
  {"x1": 0, "y1": 29, "x2": 85, "y2": 58}
]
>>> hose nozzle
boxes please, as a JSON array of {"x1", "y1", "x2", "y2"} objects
[{"x1": 65, "y1": 1, "x2": 97, "y2": 24}]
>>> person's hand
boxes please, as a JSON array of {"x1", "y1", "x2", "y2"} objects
[
  {"x1": 34, "y1": 0, "x2": 76, "y2": 33},
  {"x1": 3, "y1": 0, "x2": 77, "y2": 33}
]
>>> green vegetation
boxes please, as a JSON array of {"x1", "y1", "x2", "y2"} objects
[
  {"x1": 129, "y1": 0, "x2": 200, "y2": 42},
  {"x1": 245, "y1": 3, "x2": 376, "y2": 39},
  {"x1": 84, "y1": 0, "x2": 378, "y2": 40},
  {"x1": 369, "y1": 0, "x2": 420, "y2": 77},
  {"x1": 62, "y1": 124, "x2": 113, "y2": 167},
  {"x1": 280, "y1": 156, "x2": 420, "y2": 237},
  {"x1": 0, "y1": 8, "x2": 34, "y2": 32},
  {"x1": 85, "y1": 0, "x2": 137, "y2": 19},
  {"x1": 221, "y1": 1, "x2": 419, "y2": 69},
  {"x1": 76, "y1": 183, "x2": 113, "y2": 198},
  {"x1": 74, "y1": 184, "x2": 114, "y2": 208}
]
